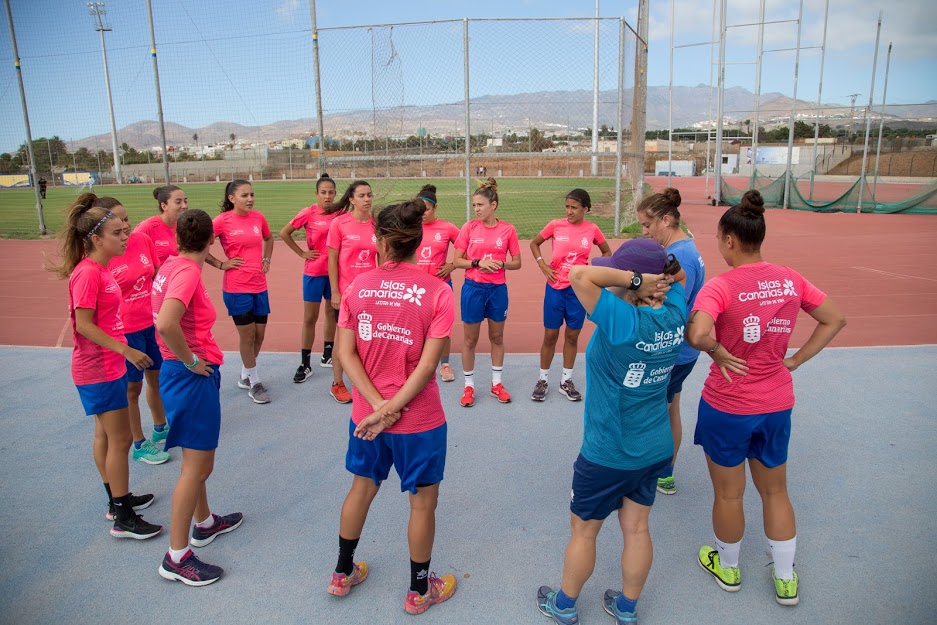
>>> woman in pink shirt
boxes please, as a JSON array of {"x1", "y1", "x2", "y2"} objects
[
  {"x1": 47, "y1": 193, "x2": 162, "y2": 540},
  {"x1": 416, "y1": 183, "x2": 460, "y2": 383},
  {"x1": 686, "y1": 190, "x2": 846, "y2": 606},
  {"x1": 212, "y1": 180, "x2": 274, "y2": 405},
  {"x1": 135, "y1": 185, "x2": 188, "y2": 265},
  {"x1": 529, "y1": 188, "x2": 610, "y2": 403},
  {"x1": 452, "y1": 178, "x2": 522, "y2": 407},
  {"x1": 327, "y1": 180, "x2": 377, "y2": 404},
  {"x1": 330, "y1": 198, "x2": 457, "y2": 614},
  {"x1": 279, "y1": 173, "x2": 340, "y2": 383},
  {"x1": 99, "y1": 196, "x2": 170, "y2": 466}
]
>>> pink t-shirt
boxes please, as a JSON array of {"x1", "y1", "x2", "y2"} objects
[
  {"x1": 68, "y1": 258, "x2": 128, "y2": 385},
  {"x1": 692, "y1": 262, "x2": 826, "y2": 414},
  {"x1": 108, "y1": 232, "x2": 158, "y2": 333},
  {"x1": 454, "y1": 219, "x2": 521, "y2": 284},
  {"x1": 327, "y1": 212, "x2": 378, "y2": 295},
  {"x1": 134, "y1": 215, "x2": 177, "y2": 266},
  {"x1": 538, "y1": 219, "x2": 607, "y2": 289},
  {"x1": 338, "y1": 264, "x2": 455, "y2": 434},
  {"x1": 151, "y1": 256, "x2": 224, "y2": 365},
  {"x1": 417, "y1": 219, "x2": 461, "y2": 279},
  {"x1": 212, "y1": 210, "x2": 271, "y2": 294},
  {"x1": 289, "y1": 204, "x2": 337, "y2": 277}
]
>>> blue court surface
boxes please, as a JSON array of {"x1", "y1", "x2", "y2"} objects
[{"x1": 1, "y1": 345, "x2": 935, "y2": 624}]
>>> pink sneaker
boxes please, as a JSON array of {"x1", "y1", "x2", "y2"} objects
[
  {"x1": 490, "y1": 383, "x2": 512, "y2": 403},
  {"x1": 403, "y1": 572, "x2": 457, "y2": 614},
  {"x1": 327, "y1": 561, "x2": 369, "y2": 596}
]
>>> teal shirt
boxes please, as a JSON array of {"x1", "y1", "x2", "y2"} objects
[{"x1": 580, "y1": 284, "x2": 687, "y2": 470}]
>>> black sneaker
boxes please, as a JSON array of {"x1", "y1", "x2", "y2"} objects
[
  {"x1": 190, "y1": 512, "x2": 244, "y2": 547},
  {"x1": 105, "y1": 492, "x2": 155, "y2": 521},
  {"x1": 559, "y1": 380, "x2": 583, "y2": 402},
  {"x1": 320, "y1": 354, "x2": 333, "y2": 368},
  {"x1": 110, "y1": 513, "x2": 163, "y2": 540},
  {"x1": 158, "y1": 550, "x2": 223, "y2": 586},
  {"x1": 293, "y1": 364, "x2": 313, "y2": 383}
]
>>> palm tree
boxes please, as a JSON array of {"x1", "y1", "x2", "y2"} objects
[
  {"x1": 192, "y1": 133, "x2": 199, "y2": 148},
  {"x1": 229, "y1": 133, "x2": 236, "y2": 146}
]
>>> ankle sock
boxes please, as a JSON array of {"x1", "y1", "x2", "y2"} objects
[
  {"x1": 244, "y1": 367, "x2": 259, "y2": 386},
  {"x1": 492, "y1": 366, "x2": 503, "y2": 385},
  {"x1": 323, "y1": 341, "x2": 334, "y2": 360},
  {"x1": 562, "y1": 368, "x2": 573, "y2": 383},
  {"x1": 196, "y1": 513, "x2": 215, "y2": 529},
  {"x1": 112, "y1": 494, "x2": 134, "y2": 523},
  {"x1": 617, "y1": 594, "x2": 638, "y2": 614},
  {"x1": 555, "y1": 589, "x2": 576, "y2": 610},
  {"x1": 715, "y1": 537, "x2": 742, "y2": 568},
  {"x1": 768, "y1": 536, "x2": 797, "y2": 580},
  {"x1": 336, "y1": 536, "x2": 359, "y2": 576},
  {"x1": 463, "y1": 370, "x2": 474, "y2": 388},
  {"x1": 301, "y1": 349, "x2": 311, "y2": 367},
  {"x1": 539, "y1": 368, "x2": 549, "y2": 382},
  {"x1": 153, "y1": 424, "x2": 166, "y2": 433},
  {"x1": 103, "y1": 482, "x2": 113, "y2": 507},
  {"x1": 133, "y1": 439, "x2": 145, "y2": 450},
  {"x1": 168, "y1": 547, "x2": 190, "y2": 564},
  {"x1": 410, "y1": 558, "x2": 430, "y2": 595}
]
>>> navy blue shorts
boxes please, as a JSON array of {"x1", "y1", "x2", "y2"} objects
[
  {"x1": 460, "y1": 279, "x2": 508, "y2": 324},
  {"x1": 302, "y1": 275, "x2": 332, "y2": 303},
  {"x1": 75, "y1": 375, "x2": 129, "y2": 417},
  {"x1": 570, "y1": 454, "x2": 671, "y2": 520},
  {"x1": 694, "y1": 396, "x2": 792, "y2": 468},
  {"x1": 222, "y1": 290, "x2": 271, "y2": 317},
  {"x1": 543, "y1": 284, "x2": 586, "y2": 330},
  {"x1": 159, "y1": 359, "x2": 222, "y2": 451},
  {"x1": 666, "y1": 358, "x2": 698, "y2": 403},
  {"x1": 124, "y1": 325, "x2": 163, "y2": 382},
  {"x1": 346, "y1": 420, "x2": 447, "y2": 494}
]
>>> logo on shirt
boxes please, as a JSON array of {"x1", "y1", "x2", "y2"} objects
[
  {"x1": 434, "y1": 232, "x2": 442, "y2": 242},
  {"x1": 358, "y1": 250, "x2": 371, "y2": 262},
  {"x1": 104, "y1": 283, "x2": 118, "y2": 294},
  {"x1": 111, "y1": 264, "x2": 128, "y2": 277},
  {"x1": 743, "y1": 314, "x2": 761, "y2": 343},
  {"x1": 228, "y1": 229, "x2": 244, "y2": 236},
  {"x1": 357, "y1": 312, "x2": 373, "y2": 341},
  {"x1": 420, "y1": 246, "x2": 433, "y2": 260},
  {"x1": 358, "y1": 280, "x2": 425, "y2": 311},
  {"x1": 782, "y1": 279, "x2": 797, "y2": 296},
  {"x1": 403, "y1": 284, "x2": 426, "y2": 306},
  {"x1": 132, "y1": 276, "x2": 147, "y2": 291},
  {"x1": 470, "y1": 237, "x2": 484, "y2": 244},
  {"x1": 739, "y1": 279, "x2": 789, "y2": 304},
  {"x1": 346, "y1": 234, "x2": 360, "y2": 241},
  {"x1": 635, "y1": 328, "x2": 684, "y2": 352},
  {"x1": 495, "y1": 237, "x2": 503, "y2": 249},
  {"x1": 581, "y1": 236, "x2": 589, "y2": 248},
  {"x1": 564, "y1": 251, "x2": 578, "y2": 265},
  {"x1": 253, "y1": 225, "x2": 260, "y2": 235},
  {"x1": 140, "y1": 254, "x2": 151, "y2": 266},
  {"x1": 766, "y1": 317, "x2": 792, "y2": 335},
  {"x1": 623, "y1": 362, "x2": 646, "y2": 388},
  {"x1": 153, "y1": 274, "x2": 167, "y2": 293},
  {"x1": 154, "y1": 240, "x2": 169, "y2": 247},
  {"x1": 371, "y1": 234, "x2": 377, "y2": 244}
]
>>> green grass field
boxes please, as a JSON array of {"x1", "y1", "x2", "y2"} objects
[{"x1": 0, "y1": 178, "x2": 640, "y2": 240}]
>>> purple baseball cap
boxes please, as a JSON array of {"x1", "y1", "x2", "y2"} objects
[{"x1": 592, "y1": 238, "x2": 668, "y2": 274}]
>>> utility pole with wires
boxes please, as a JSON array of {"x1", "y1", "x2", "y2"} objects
[{"x1": 88, "y1": 2, "x2": 122, "y2": 184}]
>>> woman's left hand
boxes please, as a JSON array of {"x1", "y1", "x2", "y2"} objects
[
  {"x1": 783, "y1": 356, "x2": 799, "y2": 372},
  {"x1": 435, "y1": 263, "x2": 455, "y2": 279},
  {"x1": 262, "y1": 259, "x2": 271, "y2": 274},
  {"x1": 635, "y1": 273, "x2": 669, "y2": 300}
]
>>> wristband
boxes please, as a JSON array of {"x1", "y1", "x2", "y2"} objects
[
  {"x1": 262, "y1": 257, "x2": 271, "y2": 263},
  {"x1": 708, "y1": 342, "x2": 720, "y2": 354},
  {"x1": 501, "y1": 261, "x2": 505, "y2": 269},
  {"x1": 184, "y1": 355, "x2": 199, "y2": 369},
  {"x1": 471, "y1": 259, "x2": 480, "y2": 268},
  {"x1": 535, "y1": 256, "x2": 543, "y2": 262}
]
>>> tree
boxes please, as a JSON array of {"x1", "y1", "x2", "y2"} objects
[
  {"x1": 192, "y1": 133, "x2": 199, "y2": 147},
  {"x1": 743, "y1": 119, "x2": 752, "y2": 135},
  {"x1": 229, "y1": 133, "x2": 236, "y2": 145}
]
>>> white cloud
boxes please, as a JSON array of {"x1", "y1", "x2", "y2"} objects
[{"x1": 276, "y1": 0, "x2": 301, "y2": 20}]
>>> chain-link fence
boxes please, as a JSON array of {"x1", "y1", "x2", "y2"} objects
[{"x1": 0, "y1": 2, "x2": 645, "y2": 238}]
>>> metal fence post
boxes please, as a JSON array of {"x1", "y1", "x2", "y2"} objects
[
  {"x1": 614, "y1": 17, "x2": 624, "y2": 234},
  {"x1": 310, "y1": 0, "x2": 326, "y2": 176},
  {"x1": 463, "y1": 18, "x2": 471, "y2": 222}
]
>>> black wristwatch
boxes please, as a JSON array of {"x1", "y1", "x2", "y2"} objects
[
  {"x1": 627, "y1": 271, "x2": 643, "y2": 290},
  {"x1": 471, "y1": 259, "x2": 480, "y2": 268}
]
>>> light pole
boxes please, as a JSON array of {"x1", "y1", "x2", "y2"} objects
[{"x1": 88, "y1": 2, "x2": 121, "y2": 184}]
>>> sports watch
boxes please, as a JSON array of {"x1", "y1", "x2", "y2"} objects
[{"x1": 627, "y1": 271, "x2": 643, "y2": 290}]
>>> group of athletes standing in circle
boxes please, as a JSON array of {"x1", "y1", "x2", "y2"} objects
[{"x1": 50, "y1": 174, "x2": 845, "y2": 621}]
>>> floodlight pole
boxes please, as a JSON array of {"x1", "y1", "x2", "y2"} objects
[
  {"x1": 629, "y1": 0, "x2": 649, "y2": 217},
  {"x1": 713, "y1": 0, "x2": 727, "y2": 205},
  {"x1": 145, "y1": 0, "x2": 170, "y2": 184},
  {"x1": 667, "y1": 0, "x2": 674, "y2": 187},
  {"x1": 614, "y1": 17, "x2": 625, "y2": 233},
  {"x1": 857, "y1": 11, "x2": 882, "y2": 214},
  {"x1": 310, "y1": 0, "x2": 326, "y2": 176},
  {"x1": 4, "y1": 0, "x2": 45, "y2": 234},
  {"x1": 463, "y1": 18, "x2": 471, "y2": 222},
  {"x1": 782, "y1": 0, "x2": 803, "y2": 210},
  {"x1": 809, "y1": 0, "x2": 829, "y2": 200},
  {"x1": 590, "y1": 0, "x2": 600, "y2": 176},
  {"x1": 872, "y1": 42, "x2": 892, "y2": 203},
  {"x1": 89, "y1": 2, "x2": 122, "y2": 184},
  {"x1": 704, "y1": 0, "x2": 716, "y2": 197},
  {"x1": 749, "y1": 0, "x2": 765, "y2": 189}
]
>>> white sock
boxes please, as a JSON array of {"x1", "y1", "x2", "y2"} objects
[
  {"x1": 492, "y1": 366, "x2": 503, "y2": 385},
  {"x1": 196, "y1": 513, "x2": 215, "y2": 529},
  {"x1": 245, "y1": 367, "x2": 259, "y2": 386},
  {"x1": 241, "y1": 366, "x2": 248, "y2": 380},
  {"x1": 539, "y1": 368, "x2": 550, "y2": 382},
  {"x1": 562, "y1": 368, "x2": 573, "y2": 383},
  {"x1": 169, "y1": 546, "x2": 190, "y2": 564},
  {"x1": 768, "y1": 536, "x2": 796, "y2": 580},
  {"x1": 715, "y1": 537, "x2": 742, "y2": 568},
  {"x1": 463, "y1": 370, "x2": 475, "y2": 388}
]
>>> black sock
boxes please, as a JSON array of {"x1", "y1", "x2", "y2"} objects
[
  {"x1": 301, "y1": 349, "x2": 311, "y2": 367},
  {"x1": 411, "y1": 559, "x2": 430, "y2": 595},
  {"x1": 323, "y1": 341, "x2": 334, "y2": 359},
  {"x1": 112, "y1": 494, "x2": 134, "y2": 523},
  {"x1": 336, "y1": 535, "x2": 359, "y2": 576},
  {"x1": 103, "y1": 482, "x2": 113, "y2": 507}
]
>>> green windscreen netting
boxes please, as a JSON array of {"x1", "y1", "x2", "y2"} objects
[{"x1": 721, "y1": 169, "x2": 937, "y2": 214}]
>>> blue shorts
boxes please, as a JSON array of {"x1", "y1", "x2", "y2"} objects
[
  {"x1": 694, "y1": 396, "x2": 792, "y2": 468},
  {"x1": 75, "y1": 375, "x2": 129, "y2": 416},
  {"x1": 446, "y1": 278, "x2": 453, "y2": 290},
  {"x1": 570, "y1": 453, "x2": 671, "y2": 521},
  {"x1": 543, "y1": 284, "x2": 586, "y2": 330},
  {"x1": 222, "y1": 290, "x2": 271, "y2": 317},
  {"x1": 345, "y1": 420, "x2": 447, "y2": 494},
  {"x1": 302, "y1": 275, "x2": 332, "y2": 303},
  {"x1": 666, "y1": 358, "x2": 698, "y2": 403},
  {"x1": 159, "y1": 359, "x2": 222, "y2": 451},
  {"x1": 460, "y1": 279, "x2": 508, "y2": 324},
  {"x1": 124, "y1": 325, "x2": 163, "y2": 382}
]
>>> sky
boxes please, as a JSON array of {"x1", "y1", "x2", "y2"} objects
[{"x1": 1, "y1": 0, "x2": 934, "y2": 153}]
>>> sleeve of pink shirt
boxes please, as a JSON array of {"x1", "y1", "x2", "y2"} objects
[
  {"x1": 163, "y1": 265, "x2": 199, "y2": 309},
  {"x1": 593, "y1": 224, "x2": 607, "y2": 245},
  {"x1": 448, "y1": 222, "x2": 460, "y2": 243},
  {"x1": 143, "y1": 233, "x2": 158, "y2": 272},
  {"x1": 212, "y1": 214, "x2": 224, "y2": 236},
  {"x1": 260, "y1": 213, "x2": 271, "y2": 238},
  {"x1": 337, "y1": 285, "x2": 354, "y2": 329},
  {"x1": 71, "y1": 265, "x2": 102, "y2": 310},
  {"x1": 327, "y1": 216, "x2": 342, "y2": 250},
  {"x1": 507, "y1": 225, "x2": 521, "y2": 255},
  {"x1": 428, "y1": 285, "x2": 455, "y2": 339},
  {"x1": 454, "y1": 222, "x2": 470, "y2": 252},
  {"x1": 794, "y1": 270, "x2": 827, "y2": 312},
  {"x1": 691, "y1": 277, "x2": 730, "y2": 321},
  {"x1": 289, "y1": 208, "x2": 310, "y2": 230},
  {"x1": 538, "y1": 220, "x2": 555, "y2": 241}
]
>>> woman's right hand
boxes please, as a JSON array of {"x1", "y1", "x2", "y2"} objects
[
  {"x1": 538, "y1": 261, "x2": 557, "y2": 282},
  {"x1": 189, "y1": 359, "x2": 214, "y2": 377},
  {"x1": 124, "y1": 347, "x2": 154, "y2": 371},
  {"x1": 712, "y1": 344, "x2": 748, "y2": 383},
  {"x1": 221, "y1": 257, "x2": 245, "y2": 270},
  {"x1": 301, "y1": 249, "x2": 320, "y2": 260}
]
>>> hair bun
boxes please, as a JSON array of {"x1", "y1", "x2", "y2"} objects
[
  {"x1": 319, "y1": 172, "x2": 331, "y2": 179},
  {"x1": 482, "y1": 177, "x2": 498, "y2": 191},
  {"x1": 400, "y1": 199, "x2": 427, "y2": 226},
  {"x1": 662, "y1": 187, "x2": 682, "y2": 208},
  {"x1": 419, "y1": 184, "x2": 437, "y2": 195},
  {"x1": 739, "y1": 189, "x2": 765, "y2": 216},
  {"x1": 152, "y1": 188, "x2": 161, "y2": 200}
]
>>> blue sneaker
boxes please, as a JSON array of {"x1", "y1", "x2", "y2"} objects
[
  {"x1": 537, "y1": 586, "x2": 579, "y2": 624},
  {"x1": 603, "y1": 590, "x2": 638, "y2": 624},
  {"x1": 151, "y1": 426, "x2": 169, "y2": 446}
]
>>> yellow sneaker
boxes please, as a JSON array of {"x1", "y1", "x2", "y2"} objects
[
  {"x1": 698, "y1": 546, "x2": 740, "y2": 592},
  {"x1": 403, "y1": 572, "x2": 457, "y2": 614}
]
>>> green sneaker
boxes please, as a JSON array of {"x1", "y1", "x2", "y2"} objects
[
  {"x1": 656, "y1": 476, "x2": 676, "y2": 495},
  {"x1": 132, "y1": 440, "x2": 170, "y2": 465},
  {"x1": 698, "y1": 546, "x2": 740, "y2": 592},
  {"x1": 773, "y1": 569, "x2": 799, "y2": 606},
  {"x1": 151, "y1": 426, "x2": 169, "y2": 445}
]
